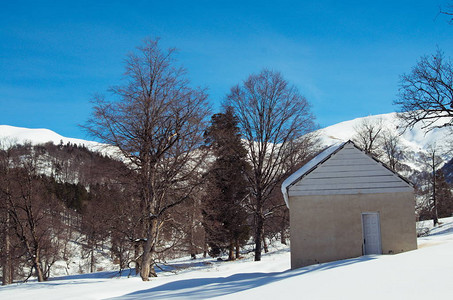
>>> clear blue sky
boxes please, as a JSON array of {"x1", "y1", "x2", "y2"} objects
[{"x1": 1, "y1": 0, "x2": 452, "y2": 140}]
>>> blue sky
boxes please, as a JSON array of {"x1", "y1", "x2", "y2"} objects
[{"x1": 1, "y1": 0, "x2": 452, "y2": 140}]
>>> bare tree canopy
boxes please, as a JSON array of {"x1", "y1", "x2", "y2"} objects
[
  {"x1": 84, "y1": 38, "x2": 210, "y2": 281},
  {"x1": 352, "y1": 118, "x2": 384, "y2": 156},
  {"x1": 382, "y1": 130, "x2": 406, "y2": 172},
  {"x1": 394, "y1": 49, "x2": 453, "y2": 132},
  {"x1": 226, "y1": 69, "x2": 317, "y2": 261},
  {"x1": 352, "y1": 118, "x2": 406, "y2": 172}
]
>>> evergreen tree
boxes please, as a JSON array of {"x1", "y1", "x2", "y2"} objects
[
  {"x1": 435, "y1": 171, "x2": 453, "y2": 219},
  {"x1": 203, "y1": 107, "x2": 250, "y2": 260}
]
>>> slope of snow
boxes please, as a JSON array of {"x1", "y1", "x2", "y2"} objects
[
  {"x1": 0, "y1": 125, "x2": 93, "y2": 147},
  {"x1": 318, "y1": 112, "x2": 451, "y2": 156},
  {"x1": 316, "y1": 112, "x2": 452, "y2": 178},
  {"x1": 1, "y1": 217, "x2": 452, "y2": 300},
  {"x1": 0, "y1": 125, "x2": 119, "y2": 156},
  {"x1": 2, "y1": 111, "x2": 450, "y2": 163}
]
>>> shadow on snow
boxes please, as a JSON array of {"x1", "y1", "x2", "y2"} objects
[{"x1": 108, "y1": 255, "x2": 376, "y2": 299}]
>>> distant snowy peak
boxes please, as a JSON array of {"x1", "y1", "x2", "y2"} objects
[
  {"x1": 318, "y1": 113, "x2": 399, "y2": 145},
  {"x1": 1, "y1": 111, "x2": 450, "y2": 160},
  {"x1": 0, "y1": 125, "x2": 106, "y2": 152},
  {"x1": 317, "y1": 112, "x2": 450, "y2": 156}
]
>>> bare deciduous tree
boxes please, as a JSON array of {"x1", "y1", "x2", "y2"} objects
[
  {"x1": 4, "y1": 146, "x2": 64, "y2": 282},
  {"x1": 352, "y1": 118, "x2": 384, "y2": 156},
  {"x1": 84, "y1": 38, "x2": 210, "y2": 281},
  {"x1": 382, "y1": 130, "x2": 406, "y2": 172},
  {"x1": 416, "y1": 145, "x2": 445, "y2": 226},
  {"x1": 425, "y1": 145, "x2": 444, "y2": 226},
  {"x1": 0, "y1": 140, "x2": 14, "y2": 285},
  {"x1": 394, "y1": 49, "x2": 453, "y2": 133},
  {"x1": 226, "y1": 69, "x2": 317, "y2": 261}
]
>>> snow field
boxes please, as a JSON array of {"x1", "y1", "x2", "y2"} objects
[{"x1": 1, "y1": 218, "x2": 452, "y2": 299}]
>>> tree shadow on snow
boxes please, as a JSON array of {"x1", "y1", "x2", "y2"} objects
[
  {"x1": 427, "y1": 225, "x2": 453, "y2": 236},
  {"x1": 108, "y1": 256, "x2": 376, "y2": 299},
  {"x1": 46, "y1": 268, "x2": 137, "y2": 284}
]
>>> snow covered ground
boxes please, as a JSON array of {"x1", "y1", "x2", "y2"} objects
[{"x1": 1, "y1": 217, "x2": 452, "y2": 300}]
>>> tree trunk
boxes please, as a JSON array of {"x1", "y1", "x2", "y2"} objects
[
  {"x1": 134, "y1": 242, "x2": 141, "y2": 275},
  {"x1": 280, "y1": 230, "x2": 286, "y2": 245},
  {"x1": 139, "y1": 218, "x2": 158, "y2": 281},
  {"x1": 262, "y1": 234, "x2": 269, "y2": 253},
  {"x1": 228, "y1": 240, "x2": 234, "y2": 261},
  {"x1": 33, "y1": 256, "x2": 45, "y2": 282},
  {"x1": 140, "y1": 248, "x2": 152, "y2": 281},
  {"x1": 90, "y1": 248, "x2": 95, "y2": 273},
  {"x1": 235, "y1": 238, "x2": 240, "y2": 259},
  {"x1": 189, "y1": 198, "x2": 197, "y2": 259},
  {"x1": 2, "y1": 170, "x2": 12, "y2": 285},
  {"x1": 254, "y1": 206, "x2": 264, "y2": 261},
  {"x1": 432, "y1": 154, "x2": 439, "y2": 226},
  {"x1": 2, "y1": 209, "x2": 12, "y2": 285},
  {"x1": 2, "y1": 225, "x2": 12, "y2": 285},
  {"x1": 280, "y1": 210, "x2": 287, "y2": 245},
  {"x1": 203, "y1": 230, "x2": 208, "y2": 258}
]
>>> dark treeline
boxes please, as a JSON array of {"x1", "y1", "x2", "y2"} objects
[
  {"x1": 0, "y1": 141, "x2": 203, "y2": 283},
  {"x1": 0, "y1": 142, "x2": 132, "y2": 283}
]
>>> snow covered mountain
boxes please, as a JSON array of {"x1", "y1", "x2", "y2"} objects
[
  {"x1": 2, "y1": 112, "x2": 449, "y2": 150},
  {"x1": 1, "y1": 112, "x2": 451, "y2": 174},
  {"x1": 0, "y1": 125, "x2": 116, "y2": 155},
  {"x1": 0, "y1": 125, "x2": 99, "y2": 148},
  {"x1": 317, "y1": 112, "x2": 450, "y2": 157},
  {"x1": 315, "y1": 112, "x2": 451, "y2": 178}
]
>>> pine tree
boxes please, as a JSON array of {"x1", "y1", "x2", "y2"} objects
[
  {"x1": 203, "y1": 107, "x2": 250, "y2": 260},
  {"x1": 435, "y1": 171, "x2": 453, "y2": 219}
]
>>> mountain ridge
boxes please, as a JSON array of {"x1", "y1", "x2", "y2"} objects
[{"x1": 1, "y1": 112, "x2": 451, "y2": 174}]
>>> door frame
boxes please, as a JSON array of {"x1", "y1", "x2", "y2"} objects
[{"x1": 361, "y1": 212, "x2": 382, "y2": 255}]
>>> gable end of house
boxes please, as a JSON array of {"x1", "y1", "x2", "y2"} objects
[{"x1": 282, "y1": 140, "x2": 414, "y2": 205}]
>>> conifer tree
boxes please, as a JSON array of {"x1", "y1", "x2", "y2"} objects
[
  {"x1": 435, "y1": 171, "x2": 453, "y2": 219},
  {"x1": 203, "y1": 107, "x2": 250, "y2": 260}
]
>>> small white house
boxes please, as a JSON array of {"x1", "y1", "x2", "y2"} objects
[{"x1": 281, "y1": 141, "x2": 417, "y2": 269}]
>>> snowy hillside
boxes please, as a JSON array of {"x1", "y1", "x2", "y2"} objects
[
  {"x1": 0, "y1": 125, "x2": 94, "y2": 147},
  {"x1": 0, "y1": 125, "x2": 118, "y2": 156},
  {"x1": 2, "y1": 112, "x2": 450, "y2": 159},
  {"x1": 316, "y1": 112, "x2": 452, "y2": 176},
  {"x1": 1, "y1": 217, "x2": 452, "y2": 299},
  {"x1": 318, "y1": 112, "x2": 450, "y2": 155},
  {"x1": 1, "y1": 112, "x2": 451, "y2": 174}
]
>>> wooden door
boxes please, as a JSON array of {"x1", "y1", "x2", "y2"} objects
[{"x1": 362, "y1": 212, "x2": 382, "y2": 255}]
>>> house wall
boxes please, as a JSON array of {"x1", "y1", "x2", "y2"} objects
[{"x1": 289, "y1": 191, "x2": 417, "y2": 269}]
